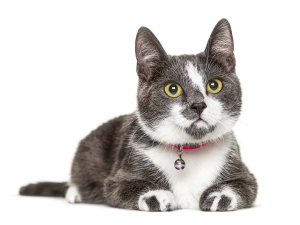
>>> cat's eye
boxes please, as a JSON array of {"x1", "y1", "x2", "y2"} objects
[
  {"x1": 164, "y1": 83, "x2": 182, "y2": 98},
  {"x1": 207, "y1": 79, "x2": 223, "y2": 94}
]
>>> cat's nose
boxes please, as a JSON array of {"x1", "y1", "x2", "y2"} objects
[{"x1": 191, "y1": 102, "x2": 207, "y2": 116}]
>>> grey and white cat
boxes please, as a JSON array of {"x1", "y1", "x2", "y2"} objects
[{"x1": 20, "y1": 19, "x2": 257, "y2": 211}]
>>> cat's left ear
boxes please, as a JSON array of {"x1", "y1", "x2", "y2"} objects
[
  {"x1": 205, "y1": 19, "x2": 235, "y2": 72},
  {"x1": 135, "y1": 27, "x2": 169, "y2": 81}
]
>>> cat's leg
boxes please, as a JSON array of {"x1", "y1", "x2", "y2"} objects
[
  {"x1": 199, "y1": 177, "x2": 257, "y2": 211},
  {"x1": 104, "y1": 176, "x2": 175, "y2": 211}
]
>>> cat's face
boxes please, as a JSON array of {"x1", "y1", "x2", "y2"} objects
[{"x1": 135, "y1": 19, "x2": 241, "y2": 144}]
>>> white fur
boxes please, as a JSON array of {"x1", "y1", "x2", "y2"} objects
[
  {"x1": 137, "y1": 109, "x2": 202, "y2": 145},
  {"x1": 140, "y1": 140, "x2": 230, "y2": 209},
  {"x1": 202, "y1": 114, "x2": 236, "y2": 142},
  {"x1": 144, "y1": 53, "x2": 157, "y2": 61},
  {"x1": 208, "y1": 187, "x2": 239, "y2": 211},
  {"x1": 200, "y1": 97, "x2": 222, "y2": 127},
  {"x1": 186, "y1": 61, "x2": 206, "y2": 94},
  {"x1": 138, "y1": 190, "x2": 176, "y2": 211},
  {"x1": 66, "y1": 185, "x2": 82, "y2": 203},
  {"x1": 172, "y1": 104, "x2": 194, "y2": 128}
]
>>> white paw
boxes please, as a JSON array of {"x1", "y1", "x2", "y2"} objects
[
  {"x1": 138, "y1": 190, "x2": 176, "y2": 212},
  {"x1": 208, "y1": 187, "x2": 238, "y2": 211},
  {"x1": 65, "y1": 185, "x2": 82, "y2": 203}
]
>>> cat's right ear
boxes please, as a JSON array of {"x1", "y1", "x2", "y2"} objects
[
  {"x1": 135, "y1": 27, "x2": 168, "y2": 81},
  {"x1": 204, "y1": 19, "x2": 235, "y2": 72}
]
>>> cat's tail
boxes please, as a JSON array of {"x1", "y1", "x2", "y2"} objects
[{"x1": 19, "y1": 182, "x2": 69, "y2": 197}]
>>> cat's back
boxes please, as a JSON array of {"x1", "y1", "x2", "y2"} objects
[{"x1": 71, "y1": 113, "x2": 134, "y2": 186}]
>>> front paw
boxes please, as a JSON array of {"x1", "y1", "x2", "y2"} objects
[
  {"x1": 200, "y1": 187, "x2": 238, "y2": 212},
  {"x1": 138, "y1": 190, "x2": 176, "y2": 212}
]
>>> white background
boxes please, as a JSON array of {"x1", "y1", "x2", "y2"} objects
[{"x1": 1, "y1": 0, "x2": 299, "y2": 224}]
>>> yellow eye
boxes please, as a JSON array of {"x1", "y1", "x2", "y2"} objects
[
  {"x1": 164, "y1": 83, "x2": 182, "y2": 98},
  {"x1": 207, "y1": 79, "x2": 223, "y2": 94}
]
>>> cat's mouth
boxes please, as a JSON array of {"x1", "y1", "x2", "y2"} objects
[{"x1": 194, "y1": 117, "x2": 208, "y2": 125}]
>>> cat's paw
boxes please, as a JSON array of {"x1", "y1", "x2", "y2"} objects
[
  {"x1": 65, "y1": 185, "x2": 82, "y2": 203},
  {"x1": 138, "y1": 190, "x2": 176, "y2": 212},
  {"x1": 200, "y1": 187, "x2": 239, "y2": 212}
]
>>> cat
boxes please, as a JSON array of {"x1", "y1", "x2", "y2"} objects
[{"x1": 20, "y1": 18, "x2": 257, "y2": 212}]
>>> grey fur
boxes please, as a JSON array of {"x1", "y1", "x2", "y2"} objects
[{"x1": 20, "y1": 18, "x2": 257, "y2": 211}]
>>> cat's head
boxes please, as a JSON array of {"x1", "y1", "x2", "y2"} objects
[{"x1": 135, "y1": 19, "x2": 241, "y2": 145}]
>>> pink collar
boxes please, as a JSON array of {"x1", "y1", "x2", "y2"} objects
[{"x1": 170, "y1": 142, "x2": 208, "y2": 150}]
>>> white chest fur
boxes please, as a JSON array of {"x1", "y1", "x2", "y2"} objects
[{"x1": 142, "y1": 142, "x2": 229, "y2": 209}]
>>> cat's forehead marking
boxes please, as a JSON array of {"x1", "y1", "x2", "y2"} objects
[{"x1": 185, "y1": 61, "x2": 206, "y2": 96}]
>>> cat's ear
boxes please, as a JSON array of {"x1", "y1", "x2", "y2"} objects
[
  {"x1": 135, "y1": 27, "x2": 168, "y2": 81},
  {"x1": 205, "y1": 19, "x2": 235, "y2": 72}
]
